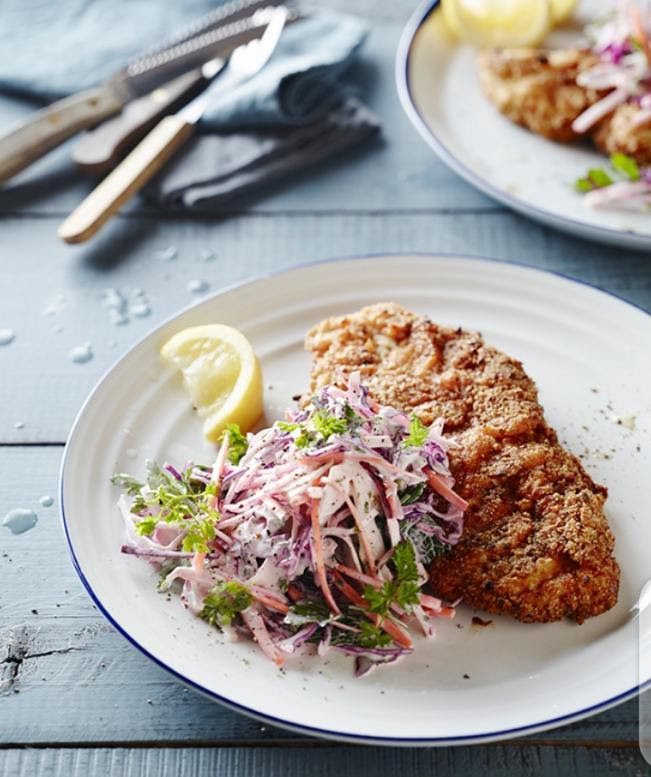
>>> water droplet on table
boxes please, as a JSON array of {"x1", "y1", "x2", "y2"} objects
[
  {"x1": 42, "y1": 292, "x2": 66, "y2": 317},
  {"x1": 199, "y1": 249, "x2": 216, "y2": 262},
  {"x1": 69, "y1": 343, "x2": 93, "y2": 364},
  {"x1": 0, "y1": 328, "x2": 15, "y2": 346},
  {"x1": 3, "y1": 508, "x2": 38, "y2": 535},
  {"x1": 155, "y1": 246, "x2": 178, "y2": 262},
  {"x1": 102, "y1": 288, "x2": 129, "y2": 326},
  {"x1": 14, "y1": 421, "x2": 24, "y2": 429},
  {"x1": 187, "y1": 279, "x2": 209, "y2": 294},
  {"x1": 130, "y1": 301, "x2": 151, "y2": 318},
  {"x1": 52, "y1": 324, "x2": 64, "y2": 334},
  {"x1": 126, "y1": 448, "x2": 138, "y2": 459},
  {"x1": 39, "y1": 495, "x2": 54, "y2": 508}
]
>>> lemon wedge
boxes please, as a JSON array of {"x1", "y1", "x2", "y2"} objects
[
  {"x1": 549, "y1": 0, "x2": 578, "y2": 24},
  {"x1": 160, "y1": 324, "x2": 263, "y2": 443},
  {"x1": 441, "y1": 0, "x2": 551, "y2": 47}
]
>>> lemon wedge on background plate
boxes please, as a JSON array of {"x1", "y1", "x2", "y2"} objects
[
  {"x1": 160, "y1": 324, "x2": 263, "y2": 442},
  {"x1": 549, "y1": 0, "x2": 578, "y2": 24},
  {"x1": 441, "y1": 0, "x2": 552, "y2": 47}
]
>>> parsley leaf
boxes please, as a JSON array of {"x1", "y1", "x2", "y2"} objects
[
  {"x1": 111, "y1": 473, "x2": 144, "y2": 496},
  {"x1": 277, "y1": 421, "x2": 300, "y2": 433},
  {"x1": 200, "y1": 581, "x2": 252, "y2": 627},
  {"x1": 588, "y1": 167, "x2": 613, "y2": 188},
  {"x1": 135, "y1": 516, "x2": 158, "y2": 537},
  {"x1": 312, "y1": 409, "x2": 348, "y2": 440},
  {"x1": 112, "y1": 460, "x2": 221, "y2": 547},
  {"x1": 404, "y1": 415, "x2": 428, "y2": 447},
  {"x1": 398, "y1": 482, "x2": 426, "y2": 505},
  {"x1": 357, "y1": 621, "x2": 392, "y2": 648},
  {"x1": 284, "y1": 600, "x2": 333, "y2": 627},
  {"x1": 223, "y1": 424, "x2": 248, "y2": 464},
  {"x1": 610, "y1": 152, "x2": 640, "y2": 181},
  {"x1": 363, "y1": 541, "x2": 421, "y2": 616},
  {"x1": 575, "y1": 176, "x2": 594, "y2": 193},
  {"x1": 182, "y1": 514, "x2": 219, "y2": 553}
]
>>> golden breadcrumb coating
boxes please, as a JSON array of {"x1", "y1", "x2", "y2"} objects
[
  {"x1": 593, "y1": 102, "x2": 651, "y2": 165},
  {"x1": 305, "y1": 303, "x2": 620, "y2": 624},
  {"x1": 477, "y1": 47, "x2": 605, "y2": 142}
]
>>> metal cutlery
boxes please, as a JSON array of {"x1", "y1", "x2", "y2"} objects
[
  {"x1": 58, "y1": 6, "x2": 289, "y2": 245},
  {"x1": 0, "y1": 0, "x2": 286, "y2": 184}
]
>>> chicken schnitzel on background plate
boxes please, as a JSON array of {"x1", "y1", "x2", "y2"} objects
[
  {"x1": 60, "y1": 254, "x2": 651, "y2": 744},
  {"x1": 397, "y1": 0, "x2": 651, "y2": 249}
]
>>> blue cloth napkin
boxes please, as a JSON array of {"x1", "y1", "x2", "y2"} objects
[
  {"x1": 0, "y1": 0, "x2": 379, "y2": 211},
  {"x1": 0, "y1": 0, "x2": 368, "y2": 129}
]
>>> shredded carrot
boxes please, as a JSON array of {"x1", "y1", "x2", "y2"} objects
[
  {"x1": 334, "y1": 574, "x2": 413, "y2": 649},
  {"x1": 425, "y1": 469, "x2": 469, "y2": 511},
  {"x1": 286, "y1": 584, "x2": 302, "y2": 602},
  {"x1": 419, "y1": 592, "x2": 443, "y2": 611},
  {"x1": 335, "y1": 563, "x2": 382, "y2": 588},
  {"x1": 250, "y1": 591, "x2": 289, "y2": 614},
  {"x1": 310, "y1": 497, "x2": 341, "y2": 615},
  {"x1": 631, "y1": 4, "x2": 651, "y2": 66}
]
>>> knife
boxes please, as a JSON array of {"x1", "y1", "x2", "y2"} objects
[
  {"x1": 58, "y1": 7, "x2": 288, "y2": 245},
  {"x1": 72, "y1": 4, "x2": 300, "y2": 176},
  {"x1": 0, "y1": 0, "x2": 286, "y2": 185},
  {"x1": 71, "y1": 68, "x2": 211, "y2": 176}
]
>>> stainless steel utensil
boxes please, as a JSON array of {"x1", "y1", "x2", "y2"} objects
[
  {"x1": 0, "y1": 0, "x2": 286, "y2": 184},
  {"x1": 58, "y1": 6, "x2": 289, "y2": 245}
]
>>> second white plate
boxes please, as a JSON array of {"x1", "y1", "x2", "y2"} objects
[
  {"x1": 396, "y1": 0, "x2": 651, "y2": 249},
  {"x1": 61, "y1": 254, "x2": 651, "y2": 744}
]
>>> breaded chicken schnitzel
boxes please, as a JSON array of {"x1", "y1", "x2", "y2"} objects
[
  {"x1": 305, "y1": 303, "x2": 620, "y2": 624},
  {"x1": 593, "y1": 102, "x2": 651, "y2": 165},
  {"x1": 477, "y1": 48, "x2": 604, "y2": 142}
]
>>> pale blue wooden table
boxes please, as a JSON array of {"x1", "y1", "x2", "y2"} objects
[{"x1": 1, "y1": 2, "x2": 649, "y2": 775}]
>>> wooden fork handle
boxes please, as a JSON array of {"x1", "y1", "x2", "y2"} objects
[{"x1": 58, "y1": 114, "x2": 194, "y2": 244}]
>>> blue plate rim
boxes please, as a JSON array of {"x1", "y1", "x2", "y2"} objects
[
  {"x1": 394, "y1": 0, "x2": 651, "y2": 251},
  {"x1": 59, "y1": 252, "x2": 651, "y2": 745}
]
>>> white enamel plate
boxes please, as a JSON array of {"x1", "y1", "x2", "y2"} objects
[
  {"x1": 61, "y1": 255, "x2": 651, "y2": 745},
  {"x1": 396, "y1": 0, "x2": 651, "y2": 249}
]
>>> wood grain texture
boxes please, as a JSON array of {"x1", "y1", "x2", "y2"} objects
[
  {"x1": 0, "y1": 447, "x2": 643, "y2": 746},
  {"x1": 59, "y1": 115, "x2": 195, "y2": 244},
  {"x1": 2, "y1": 746, "x2": 650, "y2": 777},
  {"x1": 1, "y1": 0, "x2": 650, "y2": 767},
  {"x1": 0, "y1": 24, "x2": 495, "y2": 217},
  {"x1": 0, "y1": 211, "x2": 649, "y2": 443}
]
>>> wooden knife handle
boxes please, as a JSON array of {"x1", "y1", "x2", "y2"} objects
[
  {"x1": 58, "y1": 114, "x2": 194, "y2": 244},
  {"x1": 0, "y1": 87, "x2": 123, "y2": 184},
  {"x1": 72, "y1": 69, "x2": 207, "y2": 176}
]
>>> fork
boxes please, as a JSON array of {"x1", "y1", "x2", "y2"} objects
[{"x1": 58, "y1": 6, "x2": 288, "y2": 245}]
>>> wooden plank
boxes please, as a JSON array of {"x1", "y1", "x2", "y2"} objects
[
  {"x1": 0, "y1": 446, "x2": 642, "y2": 746},
  {"x1": 1, "y1": 745, "x2": 649, "y2": 777},
  {"x1": 0, "y1": 23, "x2": 495, "y2": 218},
  {"x1": 0, "y1": 211, "x2": 649, "y2": 444}
]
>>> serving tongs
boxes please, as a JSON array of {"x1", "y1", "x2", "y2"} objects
[{"x1": 0, "y1": 0, "x2": 288, "y2": 184}]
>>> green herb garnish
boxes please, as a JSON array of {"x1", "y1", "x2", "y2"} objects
[
  {"x1": 223, "y1": 423, "x2": 248, "y2": 464},
  {"x1": 312, "y1": 409, "x2": 348, "y2": 440},
  {"x1": 398, "y1": 482, "x2": 426, "y2": 505},
  {"x1": 610, "y1": 152, "x2": 640, "y2": 181},
  {"x1": 575, "y1": 153, "x2": 641, "y2": 194},
  {"x1": 404, "y1": 415, "x2": 428, "y2": 448},
  {"x1": 363, "y1": 540, "x2": 420, "y2": 616},
  {"x1": 200, "y1": 581, "x2": 253, "y2": 627}
]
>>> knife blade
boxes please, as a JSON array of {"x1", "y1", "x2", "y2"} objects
[
  {"x1": 58, "y1": 7, "x2": 289, "y2": 245},
  {"x1": 0, "y1": 0, "x2": 288, "y2": 185},
  {"x1": 72, "y1": 66, "x2": 218, "y2": 176},
  {"x1": 72, "y1": 3, "x2": 300, "y2": 176}
]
